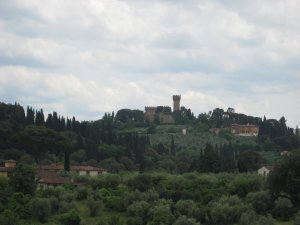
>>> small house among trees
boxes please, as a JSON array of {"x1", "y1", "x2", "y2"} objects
[
  {"x1": 0, "y1": 160, "x2": 16, "y2": 177},
  {"x1": 230, "y1": 124, "x2": 259, "y2": 136},
  {"x1": 36, "y1": 164, "x2": 107, "y2": 188},
  {"x1": 257, "y1": 165, "x2": 274, "y2": 176}
]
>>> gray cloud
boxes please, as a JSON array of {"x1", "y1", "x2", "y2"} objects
[{"x1": 0, "y1": 0, "x2": 299, "y2": 127}]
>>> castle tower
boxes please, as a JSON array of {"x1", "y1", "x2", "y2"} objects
[{"x1": 173, "y1": 95, "x2": 181, "y2": 112}]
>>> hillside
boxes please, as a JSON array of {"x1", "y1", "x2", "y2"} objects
[{"x1": 1, "y1": 101, "x2": 300, "y2": 225}]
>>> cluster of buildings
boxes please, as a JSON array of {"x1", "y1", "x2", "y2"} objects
[
  {"x1": 144, "y1": 95, "x2": 260, "y2": 137},
  {"x1": 230, "y1": 123, "x2": 259, "y2": 136},
  {"x1": 144, "y1": 95, "x2": 181, "y2": 124},
  {"x1": 0, "y1": 160, "x2": 106, "y2": 188}
]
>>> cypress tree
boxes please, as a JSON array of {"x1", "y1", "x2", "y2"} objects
[
  {"x1": 45, "y1": 113, "x2": 53, "y2": 129},
  {"x1": 26, "y1": 106, "x2": 35, "y2": 125}
]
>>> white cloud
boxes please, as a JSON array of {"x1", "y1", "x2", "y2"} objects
[{"x1": 0, "y1": 0, "x2": 299, "y2": 127}]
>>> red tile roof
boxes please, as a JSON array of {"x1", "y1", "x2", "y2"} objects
[{"x1": 36, "y1": 170, "x2": 72, "y2": 185}]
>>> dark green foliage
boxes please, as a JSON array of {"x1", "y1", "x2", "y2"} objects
[
  {"x1": 115, "y1": 109, "x2": 144, "y2": 123},
  {"x1": 89, "y1": 174, "x2": 120, "y2": 189},
  {"x1": 28, "y1": 197, "x2": 51, "y2": 222},
  {"x1": 108, "y1": 215, "x2": 122, "y2": 225},
  {"x1": 229, "y1": 174, "x2": 263, "y2": 197},
  {"x1": 58, "y1": 201, "x2": 78, "y2": 214},
  {"x1": 99, "y1": 158, "x2": 125, "y2": 173},
  {"x1": 157, "y1": 157, "x2": 178, "y2": 173},
  {"x1": 148, "y1": 204, "x2": 175, "y2": 225},
  {"x1": 0, "y1": 176, "x2": 12, "y2": 207},
  {"x1": 119, "y1": 156, "x2": 136, "y2": 170},
  {"x1": 87, "y1": 197, "x2": 103, "y2": 217},
  {"x1": 10, "y1": 163, "x2": 36, "y2": 195},
  {"x1": 246, "y1": 191, "x2": 271, "y2": 215},
  {"x1": 0, "y1": 121, "x2": 14, "y2": 149},
  {"x1": 127, "y1": 200, "x2": 151, "y2": 224},
  {"x1": 237, "y1": 151, "x2": 263, "y2": 172},
  {"x1": 59, "y1": 210, "x2": 81, "y2": 225},
  {"x1": 74, "y1": 186, "x2": 89, "y2": 200},
  {"x1": 105, "y1": 196, "x2": 124, "y2": 211},
  {"x1": 147, "y1": 123, "x2": 156, "y2": 134},
  {"x1": 26, "y1": 106, "x2": 35, "y2": 125},
  {"x1": 98, "y1": 144, "x2": 126, "y2": 160},
  {"x1": 193, "y1": 142, "x2": 221, "y2": 173},
  {"x1": 127, "y1": 173, "x2": 155, "y2": 191},
  {"x1": 35, "y1": 109, "x2": 45, "y2": 126},
  {"x1": 210, "y1": 195, "x2": 250, "y2": 225},
  {"x1": 0, "y1": 209, "x2": 18, "y2": 225},
  {"x1": 6, "y1": 192, "x2": 31, "y2": 219},
  {"x1": 273, "y1": 134, "x2": 300, "y2": 150},
  {"x1": 171, "y1": 135, "x2": 176, "y2": 156},
  {"x1": 295, "y1": 210, "x2": 300, "y2": 225},
  {"x1": 272, "y1": 197, "x2": 293, "y2": 220},
  {"x1": 268, "y1": 150, "x2": 300, "y2": 203},
  {"x1": 239, "y1": 210, "x2": 275, "y2": 225},
  {"x1": 14, "y1": 125, "x2": 71, "y2": 162},
  {"x1": 207, "y1": 107, "x2": 260, "y2": 128},
  {"x1": 173, "y1": 216, "x2": 200, "y2": 225},
  {"x1": 174, "y1": 199, "x2": 198, "y2": 218}
]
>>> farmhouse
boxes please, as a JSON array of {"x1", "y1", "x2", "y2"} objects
[
  {"x1": 0, "y1": 160, "x2": 16, "y2": 177},
  {"x1": 38, "y1": 164, "x2": 106, "y2": 176},
  {"x1": 230, "y1": 123, "x2": 259, "y2": 136},
  {"x1": 257, "y1": 166, "x2": 274, "y2": 176},
  {"x1": 36, "y1": 163, "x2": 107, "y2": 188}
]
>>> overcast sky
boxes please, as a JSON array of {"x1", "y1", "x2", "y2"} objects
[{"x1": 0, "y1": 0, "x2": 299, "y2": 127}]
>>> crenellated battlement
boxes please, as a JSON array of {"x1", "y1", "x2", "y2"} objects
[
  {"x1": 173, "y1": 95, "x2": 181, "y2": 100},
  {"x1": 144, "y1": 95, "x2": 181, "y2": 123},
  {"x1": 145, "y1": 106, "x2": 157, "y2": 111}
]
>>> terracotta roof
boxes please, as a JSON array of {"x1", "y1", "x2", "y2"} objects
[
  {"x1": 36, "y1": 170, "x2": 72, "y2": 185},
  {"x1": 261, "y1": 165, "x2": 274, "y2": 171}
]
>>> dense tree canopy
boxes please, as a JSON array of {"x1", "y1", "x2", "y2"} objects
[{"x1": 268, "y1": 150, "x2": 300, "y2": 203}]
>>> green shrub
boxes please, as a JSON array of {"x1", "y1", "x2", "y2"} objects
[
  {"x1": 148, "y1": 204, "x2": 174, "y2": 225},
  {"x1": 127, "y1": 200, "x2": 151, "y2": 222},
  {"x1": 87, "y1": 197, "x2": 103, "y2": 217},
  {"x1": 295, "y1": 210, "x2": 300, "y2": 225},
  {"x1": 210, "y1": 195, "x2": 250, "y2": 225},
  {"x1": 59, "y1": 210, "x2": 81, "y2": 225},
  {"x1": 239, "y1": 210, "x2": 275, "y2": 225},
  {"x1": 59, "y1": 201, "x2": 78, "y2": 214},
  {"x1": 246, "y1": 191, "x2": 271, "y2": 215},
  {"x1": 174, "y1": 199, "x2": 198, "y2": 217},
  {"x1": 272, "y1": 197, "x2": 293, "y2": 220},
  {"x1": 173, "y1": 215, "x2": 200, "y2": 225},
  {"x1": 28, "y1": 197, "x2": 51, "y2": 222},
  {"x1": 0, "y1": 209, "x2": 18, "y2": 225},
  {"x1": 74, "y1": 186, "x2": 89, "y2": 200}
]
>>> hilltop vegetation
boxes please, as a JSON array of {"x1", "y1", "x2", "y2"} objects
[
  {"x1": 1, "y1": 101, "x2": 300, "y2": 224},
  {"x1": 0, "y1": 102, "x2": 299, "y2": 173}
]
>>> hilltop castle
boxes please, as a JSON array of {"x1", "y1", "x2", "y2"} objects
[{"x1": 145, "y1": 95, "x2": 181, "y2": 124}]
